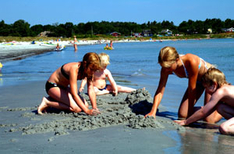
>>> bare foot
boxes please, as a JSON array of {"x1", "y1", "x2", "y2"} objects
[{"x1": 37, "y1": 97, "x2": 49, "y2": 115}]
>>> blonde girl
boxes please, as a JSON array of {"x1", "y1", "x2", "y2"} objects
[
  {"x1": 145, "y1": 46, "x2": 222, "y2": 123},
  {"x1": 79, "y1": 53, "x2": 136, "y2": 96}
]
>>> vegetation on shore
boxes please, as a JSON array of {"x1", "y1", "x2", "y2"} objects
[
  {"x1": 0, "y1": 33, "x2": 233, "y2": 43},
  {"x1": 0, "y1": 18, "x2": 234, "y2": 42}
]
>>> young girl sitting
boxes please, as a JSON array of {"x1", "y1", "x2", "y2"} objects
[{"x1": 79, "y1": 53, "x2": 136, "y2": 96}]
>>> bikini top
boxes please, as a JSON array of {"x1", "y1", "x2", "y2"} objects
[
  {"x1": 61, "y1": 63, "x2": 85, "y2": 80},
  {"x1": 173, "y1": 56, "x2": 208, "y2": 78},
  {"x1": 61, "y1": 64, "x2": 70, "y2": 80}
]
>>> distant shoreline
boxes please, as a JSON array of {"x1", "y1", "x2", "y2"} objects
[{"x1": 0, "y1": 37, "x2": 232, "y2": 62}]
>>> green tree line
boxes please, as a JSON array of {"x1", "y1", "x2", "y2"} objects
[{"x1": 0, "y1": 18, "x2": 233, "y2": 38}]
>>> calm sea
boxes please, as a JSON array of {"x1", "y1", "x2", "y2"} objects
[{"x1": 1, "y1": 38, "x2": 234, "y2": 117}]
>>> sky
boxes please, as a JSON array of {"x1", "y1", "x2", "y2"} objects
[{"x1": 1, "y1": 0, "x2": 234, "y2": 26}]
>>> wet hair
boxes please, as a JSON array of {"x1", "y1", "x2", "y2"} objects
[
  {"x1": 80, "y1": 52, "x2": 101, "y2": 80},
  {"x1": 99, "y1": 53, "x2": 110, "y2": 67},
  {"x1": 202, "y1": 68, "x2": 229, "y2": 88},
  {"x1": 158, "y1": 46, "x2": 179, "y2": 67}
]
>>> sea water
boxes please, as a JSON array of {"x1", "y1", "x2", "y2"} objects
[{"x1": 1, "y1": 38, "x2": 234, "y2": 118}]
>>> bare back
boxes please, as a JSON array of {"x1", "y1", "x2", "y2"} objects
[{"x1": 218, "y1": 85, "x2": 234, "y2": 107}]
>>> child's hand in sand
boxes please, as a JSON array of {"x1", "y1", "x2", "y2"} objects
[
  {"x1": 79, "y1": 87, "x2": 84, "y2": 93},
  {"x1": 112, "y1": 90, "x2": 118, "y2": 96},
  {"x1": 174, "y1": 120, "x2": 186, "y2": 126},
  {"x1": 88, "y1": 108, "x2": 100, "y2": 116},
  {"x1": 144, "y1": 112, "x2": 156, "y2": 118}
]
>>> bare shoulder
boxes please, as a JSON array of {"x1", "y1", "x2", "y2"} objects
[
  {"x1": 104, "y1": 68, "x2": 111, "y2": 74},
  {"x1": 184, "y1": 53, "x2": 199, "y2": 62},
  {"x1": 68, "y1": 62, "x2": 80, "y2": 73},
  {"x1": 221, "y1": 85, "x2": 234, "y2": 94},
  {"x1": 184, "y1": 54, "x2": 199, "y2": 72},
  {"x1": 214, "y1": 85, "x2": 234, "y2": 97}
]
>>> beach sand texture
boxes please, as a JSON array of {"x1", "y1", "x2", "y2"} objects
[
  {"x1": 1, "y1": 81, "x2": 234, "y2": 154},
  {"x1": 1, "y1": 41, "x2": 234, "y2": 153},
  {"x1": 0, "y1": 81, "x2": 182, "y2": 153}
]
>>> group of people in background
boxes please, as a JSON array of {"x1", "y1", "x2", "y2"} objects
[
  {"x1": 73, "y1": 36, "x2": 114, "y2": 51},
  {"x1": 38, "y1": 46, "x2": 234, "y2": 136}
]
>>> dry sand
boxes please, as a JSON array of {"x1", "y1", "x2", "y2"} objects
[{"x1": 0, "y1": 41, "x2": 71, "y2": 62}]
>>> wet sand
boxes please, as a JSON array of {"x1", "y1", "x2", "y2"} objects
[
  {"x1": 1, "y1": 81, "x2": 234, "y2": 153},
  {"x1": 0, "y1": 81, "x2": 181, "y2": 153},
  {"x1": 1, "y1": 43, "x2": 234, "y2": 153}
]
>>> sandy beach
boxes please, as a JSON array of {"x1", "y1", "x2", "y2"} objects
[
  {"x1": 0, "y1": 40, "x2": 102, "y2": 62},
  {"x1": 1, "y1": 41, "x2": 234, "y2": 154},
  {"x1": 1, "y1": 81, "x2": 234, "y2": 154}
]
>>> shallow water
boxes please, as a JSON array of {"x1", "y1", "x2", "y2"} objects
[{"x1": 1, "y1": 38, "x2": 234, "y2": 115}]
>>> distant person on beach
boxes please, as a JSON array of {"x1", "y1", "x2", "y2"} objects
[
  {"x1": 73, "y1": 35, "x2": 78, "y2": 51},
  {"x1": 0, "y1": 62, "x2": 2, "y2": 72},
  {"x1": 175, "y1": 68, "x2": 234, "y2": 135},
  {"x1": 79, "y1": 53, "x2": 136, "y2": 96},
  {"x1": 56, "y1": 43, "x2": 60, "y2": 50},
  {"x1": 110, "y1": 40, "x2": 113, "y2": 49},
  {"x1": 145, "y1": 46, "x2": 222, "y2": 123},
  {"x1": 105, "y1": 44, "x2": 109, "y2": 48},
  {"x1": 38, "y1": 52, "x2": 102, "y2": 115}
]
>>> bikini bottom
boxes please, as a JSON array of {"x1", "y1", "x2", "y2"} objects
[
  {"x1": 45, "y1": 81, "x2": 64, "y2": 94},
  {"x1": 99, "y1": 85, "x2": 107, "y2": 91}
]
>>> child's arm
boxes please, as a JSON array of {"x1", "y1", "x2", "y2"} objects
[
  {"x1": 79, "y1": 77, "x2": 87, "y2": 92},
  {"x1": 70, "y1": 66, "x2": 90, "y2": 114},
  {"x1": 145, "y1": 68, "x2": 169, "y2": 118},
  {"x1": 105, "y1": 69, "x2": 118, "y2": 96},
  {"x1": 175, "y1": 89, "x2": 223, "y2": 125},
  {"x1": 87, "y1": 78, "x2": 98, "y2": 110}
]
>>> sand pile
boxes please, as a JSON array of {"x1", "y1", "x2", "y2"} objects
[{"x1": 1, "y1": 89, "x2": 184, "y2": 136}]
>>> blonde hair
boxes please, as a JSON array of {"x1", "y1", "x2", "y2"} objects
[
  {"x1": 158, "y1": 46, "x2": 179, "y2": 67},
  {"x1": 202, "y1": 68, "x2": 229, "y2": 88},
  {"x1": 99, "y1": 53, "x2": 110, "y2": 67}
]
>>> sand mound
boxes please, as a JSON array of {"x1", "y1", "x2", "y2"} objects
[{"x1": 2, "y1": 89, "x2": 184, "y2": 136}]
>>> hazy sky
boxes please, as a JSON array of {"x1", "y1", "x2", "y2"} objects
[{"x1": 1, "y1": 0, "x2": 233, "y2": 26}]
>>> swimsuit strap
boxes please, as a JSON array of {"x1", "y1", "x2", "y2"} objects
[
  {"x1": 198, "y1": 58, "x2": 202, "y2": 69},
  {"x1": 61, "y1": 64, "x2": 70, "y2": 80},
  {"x1": 199, "y1": 58, "x2": 209, "y2": 70},
  {"x1": 180, "y1": 58, "x2": 189, "y2": 78}
]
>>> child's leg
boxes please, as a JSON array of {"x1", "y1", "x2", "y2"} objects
[
  {"x1": 178, "y1": 84, "x2": 204, "y2": 119},
  {"x1": 204, "y1": 91, "x2": 223, "y2": 123},
  {"x1": 178, "y1": 88, "x2": 189, "y2": 119},
  {"x1": 106, "y1": 84, "x2": 136, "y2": 93},
  {"x1": 39, "y1": 87, "x2": 86, "y2": 114},
  {"x1": 117, "y1": 85, "x2": 136, "y2": 93},
  {"x1": 38, "y1": 97, "x2": 71, "y2": 115},
  {"x1": 217, "y1": 103, "x2": 234, "y2": 119},
  {"x1": 94, "y1": 86, "x2": 110, "y2": 95},
  {"x1": 219, "y1": 117, "x2": 234, "y2": 135}
]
